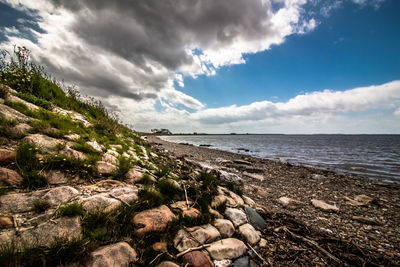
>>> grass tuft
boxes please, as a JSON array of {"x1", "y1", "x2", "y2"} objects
[
  {"x1": 112, "y1": 157, "x2": 132, "y2": 181},
  {"x1": 32, "y1": 200, "x2": 50, "y2": 213},
  {"x1": 58, "y1": 202, "x2": 85, "y2": 217}
]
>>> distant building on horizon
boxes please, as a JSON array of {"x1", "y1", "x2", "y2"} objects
[{"x1": 151, "y1": 128, "x2": 172, "y2": 135}]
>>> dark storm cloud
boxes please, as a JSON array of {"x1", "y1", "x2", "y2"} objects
[{"x1": 48, "y1": 0, "x2": 275, "y2": 70}]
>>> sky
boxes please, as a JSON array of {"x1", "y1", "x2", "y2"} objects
[{"x1": 0, "y1": 0, "x2": 399, "y2": 134}]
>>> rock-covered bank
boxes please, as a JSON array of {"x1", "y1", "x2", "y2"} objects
[
  {"x1": 0, "y1": 83, "x2": 276, "y2": 266},
  {"x1": 149, "y1": 136, "x2": 400, "y2": 266}
]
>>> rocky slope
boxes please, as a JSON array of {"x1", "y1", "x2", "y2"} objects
[{"x1": 0, "y1": 84, "x2": 267, "y2": 266}]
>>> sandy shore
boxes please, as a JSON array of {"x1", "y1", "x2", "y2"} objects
[{"x1": 148, "y1": 135, "x2": 400, "y2": 266}]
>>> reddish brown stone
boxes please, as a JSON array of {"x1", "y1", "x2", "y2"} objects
[
  {"x1": 0, "y1": 216, "x2": 13, "y2": 229},
  {"x1": 182, "y1": 251, "x2": 213, "y2": 267},
  {"x1": 152, "y1": 242, "x2": 167, "y2": 252},
  {"x1": 0, "y1": 167, "x2": 22, "y2": 186},
  {"x1": 133, "y1": 205, "x2": 176, "y2": 236},
  {"x1": 0, "y1": 149, "x2": 16, "y2": 163}
]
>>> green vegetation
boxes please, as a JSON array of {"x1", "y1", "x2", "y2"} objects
[
  {"x1": 0, "y1": 238, "x2": 91, "y2": 267},
  {"x1": 112, "y1": 157, "x2": 132, "y2": 181},
  {"x1": 137, "y1": 187, "x2": 165, "y2": 210},
  {"x1": 154, "y1": 166, "x2": 170, "y2": 178},
  {"x1": 32, "y1": 200, "x2": 50, "y2": 213},
  {"x1": 16, "y1": 143, "x2": 48, "y2": 190},
  {"x1": 57, "y1": 202, "x2": 85, "y2": 217},
  {"x1": 156, "y1": 178, "x2": 183, "y2": 202},
  {"x1": 14, "y1": 92, "x2": 51, "y2": 110},
  {"x1": 136, "y1": 173, "x2": 153, "y2": 185},
  {"x1": 0, "y1": 116, "x2": 18, "y2": 139}
]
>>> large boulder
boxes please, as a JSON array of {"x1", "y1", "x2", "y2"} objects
[
  {"x1": 133, "y1": 205, "x2": 176, "y2": 236},
  {"x1": 86, "y1": 140, "x2": 103, "y2": 152},
  {"x1": 0, "y1": 216, "x2": 81, "y2": 248},
  {"x1": 42, "y1": 186, "x2": 80, "y2": 206},
  {"x1": 61, "y1": 147, "x2": 87, "y2": 160},
  {"x1": 0, "y1": 103, "x2": 32, "y2": 123},
  {"x1": 23, "y1": 134, "x2": 64, "y2": 151},
  {"x1": 224, "y1": 208, "x2": 247, "y2": 227},
  {"x1": 238, "y1": 224, "x2": 261, "y2": 245},
  {"x1": 206, "y1": 238, "x2": 247, "y2": 260},
  {"x1": 0, "y1": 167, "x2": 22, "y2": 186},
  {"x1": 102, "y1": 152, "x2": 119, "y2": 165},
  {"x1": 212, "y1": 219, "x2": 235, "y2": 238},
  {"x1": 0, "y1": 149, "x2": 16, "y2": 163},
  {"x1": 87, "y1": 242, "x2": 137, "y2": 267}
]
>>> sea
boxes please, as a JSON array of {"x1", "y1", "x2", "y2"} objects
[{"x1": 159, "y1": 134, "x2": 400, "y2": 183}]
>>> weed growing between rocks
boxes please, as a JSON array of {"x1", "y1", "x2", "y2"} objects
[
  {"x1": 156, "y1": 179, "x2": 183, "y2": 202},
  {"x1": 16, "y1": 143, "x2": 49, "y2": 190},
  {"x1": 57, "y1": 202, "x2": 85, "y2": 217},
  {"x1": 137, "y1": 187, "x2": 165, "y2": 210},
  {"x1": 0, "y1": 237, "x2": 91, "y2": 267},
  {"x1": 32, "y1": 200, "x2": 50, "y2": 213},
  {"x1": 0, "y1": 116, "x2": 18, "y2": 139},
  {"x1": 112, "y1": 157, "x2": 132, "y2": 181}
]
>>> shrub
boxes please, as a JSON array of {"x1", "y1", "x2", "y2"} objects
[
  {"x1": 156, "y1": 179, "x2": 183, "y2": 202},
  {"x1": 154, "y1": 166, "x2": 170, "y2": 178},
  {"x1": 137, "y1": 187, "x2": 165, "y2": 209}
]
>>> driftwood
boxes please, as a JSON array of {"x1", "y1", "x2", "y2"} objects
[
  {"x1": 247, "y1": 242, "x2": 271, "y2": 266},
  {"x1": 279, "y1": 226, "x2": 345, "y2": 266},
  {"x1": 176, "y1": 244, "x2": 211, "y2": 258}
]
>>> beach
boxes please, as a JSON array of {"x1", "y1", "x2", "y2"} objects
[{"x1": 149, "y1": 135, "x2": 400, "y2": 266}]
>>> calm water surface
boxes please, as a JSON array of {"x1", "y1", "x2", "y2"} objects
[{"x1": 160, "y1": 135, "x2": 400, "y2": 183}]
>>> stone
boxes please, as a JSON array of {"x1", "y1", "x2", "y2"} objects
[
  {"x1": 212, "y1": 219, "x2": 235, "y2": 238},
  {"x1": 278, "y1": 196, "x2": 300, "y2": 206},
  {"x1": 224, "y1": 208, "x2": 247, "y2": 227},
  {"x1": 258, "y1": 238, "x2": 267, "y2": 248},
  {"x1": 0, "y1": 167, "x2": 22, "y2": 186},
  {"x1": 10, "y1": 123, "x2": 31, "y2": 134},
  {"x1": 170, "y1": 201, "x2": 193, "y2": 211},
  {"x1": 0, "y1": 216, "x2": 81, "y2": 247},
  {"x1": 174, "y1": 224, "x2": 221, "y2": 252},
  {"x1": 62, "y1": 147, "x2": 86, "y2": 160},
  {"x1": 52, "y1": 106, "x2": 92, "y2": 127},
  {"x1": 97, "y1": 161, "x2": 117, "y2": 175},
  {"x1": 6, "y1": 94, "x2": 39, "y2": 110},
  {"x1": 212, "y1": 195, "x2": 236, "y2": 208},
  {"x1": 228, "y1": 191, "x2": 244, "y2": 207},
  {"x1": 81, "y1": 193, "x2": 121, "y2": 212},
  {"x1": 209, "y1": 208, "x2": 223, "y2": 219},
  {"x1": 182, "y1": 251, "x2": 213, "y2": 267},
  {"x1": 102, "y1": 152, "x2": 119, "y2": 165},
  {"x1": 23, "y1": 134, "x2": 63, "y2": 151},
  {"x1": 157, "y1": 261, "x2": 180, "y2": 267},
  {"x1": 250, "y1": 260, "x2": 260, "y2": 267},
  {"x1": 214, "y1": 259, "x2": 232, "y2": 267},
  {"x1": 44, "y1": 170, "x2": 71, "y2": 185},
  {"x1": 243, "y1": 172, "x2": 264, "y2": 182},
  {"x1": 245, "y1": 206, "x2": 266, "y2": 230},
  {"x1": 0, "y1": 149, "x2": 16, "y2": 163},
  {"x1": 0, "y1": 103, "x2": 32, "y2": 123},
  {"x1": 232, "y1": 256, "x2": 249, "y2": 267},
  {"x1": 0, "y1": 190, "x2": 43, "y2": 213},
  {"x1": 311, "y1": 199, "x2": 339, "y2": 211},
  {"x1": 182, "y1": 207, "x2": 201, "y2": 219},
  {"x1": 242, "y1": 196, "x2": 256, "y2": 208},
  {"x1": 0, "y1": 216, "x2": 13, "y2": 229},
  {"x1": 64, "y1": 133, "x2": 80, "y2": 141},
  {"x1": 133, "y1": 205, "x2": 176, "y2": 236},
  {"x1": 238, "y1": 224, "x2": 261, "y2": 245},
  {"x1": 88, "y1": 242, "x2": 137, "y2": 267},
  {"x1": 218, "y1": 170, "x2": 242, "y2": 185},
  {"x1": 153, "y1": 242, "x2": 167, "y2": 252},
  {"x1": 87, "y1": 140, "x2": 103, "y2": 152},
  {"x1": 42, "y1": 186, "x2": 80, "y2": 206},
  {"x1": 311, "y1": 174, "x2": 328, "y2": 181},
  {"x1": 126, "y1": 168, "x2": 156, "y2": 184},
  {"x1": 206, "y1": 238, "x2": 247, "y2": 260}
]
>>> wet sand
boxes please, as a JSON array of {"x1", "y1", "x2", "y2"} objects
[{"x1": 148, "y1": 135, "x2": 400, "y2": 266}]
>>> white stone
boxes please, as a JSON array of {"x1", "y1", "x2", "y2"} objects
[
  {"x1": 206, "y1": 238, "x2": 247, "y2": 260},
  {"x1": 224, "y1": 208, "x2": 247, "y2": 227},
  {"x1": 311, "y1": 199, "x2": 339, "y2": 211},
  {"x1": 212, "y1": 219, "x2": 235, "y2": 238},
  {"x1": 238, "y1": 223, "x2": 261, "y2": 245}
]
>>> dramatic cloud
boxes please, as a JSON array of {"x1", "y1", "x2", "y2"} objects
[{"x1": 1, "y1": 0, "x2": 315, "y2": 110}]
